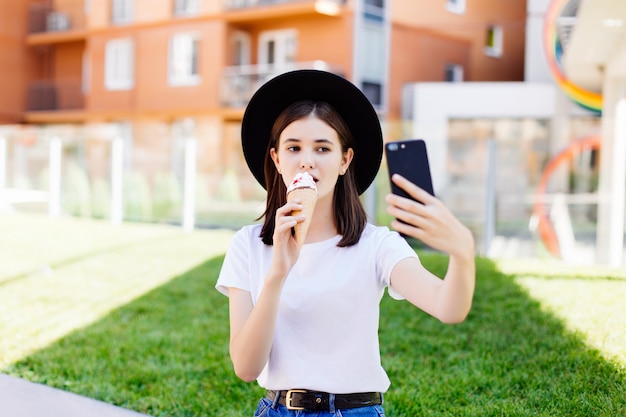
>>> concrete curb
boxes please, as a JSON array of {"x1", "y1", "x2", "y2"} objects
[{"x1": 0, "y1": 374, "x2": 152, "y2": 417}]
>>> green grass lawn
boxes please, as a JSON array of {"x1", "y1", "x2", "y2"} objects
[{"x1": 1, "y1": 213, "x2": 625, "y2": 416}]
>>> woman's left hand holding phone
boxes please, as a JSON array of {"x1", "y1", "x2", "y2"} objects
[
  {"x1": 386, "y1": 174, "x2": 474, "y2": 259},
  {"x1": 386, "y1": 174, "x2": 476, "y2": 324}
]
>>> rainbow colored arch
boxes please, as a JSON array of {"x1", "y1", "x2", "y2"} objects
[
  {"x1": 543, "y1": 0, "x2": 603, "y2": 113},
  {"x1": 532, "y1": 133, "x2": 601, "y2": 257}
]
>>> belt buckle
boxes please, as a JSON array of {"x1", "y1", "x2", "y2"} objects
[{"x1": 285, "y1": 389, "x2": 307, "y2": 411}]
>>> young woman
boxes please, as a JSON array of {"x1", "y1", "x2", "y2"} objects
[{"x1": 216, "y1": 70, "x2": 475, "y2": 416}]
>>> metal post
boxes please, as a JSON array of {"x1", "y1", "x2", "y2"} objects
[
  {"x1": 550, "y1": 193, "x2": 576, "y2": 262},
  {"x1": 48, "y1": 137, "x2": 62, "y2": 217},
  {"x1": 0, "y1": 137, "x2": 6, "y2": 212},
  {"x1": 182, "y1": 136, "x2": 196, "y2": 232},
  {"x1": 597, "y1": 78, "x2": 626, "y2": 266},
  {"x1": 484, "y1": 139, "x2": 497, "y2": 255},
  {"x1": 607, "y1": 97, "x2": 626, "y2": 267},
  {"x1": 0, "y1": 137, "x2": 6, "y2": 191},
  {"x1": 110, "y1": 137, "x2": 124, "y2": 225},
  {"x1": 364, "y1": 184, "x2": 377, "y2": 223}
]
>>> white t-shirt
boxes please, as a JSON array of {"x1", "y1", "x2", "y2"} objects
[{"x1": 216, "y1": 222, "x2": 419, "y2": 393}]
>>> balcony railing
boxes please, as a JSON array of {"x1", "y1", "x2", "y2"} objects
[
  {"x1": 27, "y1": 80, "x2": 84, "y2": 112},
  {"x1": 29, "y1": 4, "x2": 78, "y2": 33},
  {"x1": 220, "y1": 61, "x2": 344, "y2": 107},
  {"x1": 28, "y1": 4, "x2": 51, "y2": 33},
  {"x1": 224, "y1": 0, "x2": 345, "y2": 10}
]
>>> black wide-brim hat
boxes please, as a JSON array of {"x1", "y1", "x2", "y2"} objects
[{"x1": 241, "y1": 69, "x2": 383, "y2": 195}]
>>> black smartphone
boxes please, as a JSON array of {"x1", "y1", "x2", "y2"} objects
[{"x1": 385, "y1": 139, "x2": 435, "y2": 202}]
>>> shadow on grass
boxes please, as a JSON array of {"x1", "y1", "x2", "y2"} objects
[
  {"x1": 5, "y1": 255, "x2": 626, "y2": 416},
  {"x1": 380, "y1": 256, "x2": 626, "y2": 417}
]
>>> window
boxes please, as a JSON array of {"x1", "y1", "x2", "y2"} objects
[
  {"x1": 364, "y1": 0, "x2": 384, "y2": 21},
  {"x1": 174, "y1": 0, "x2": 200, "y2": 16},
  {"x1": 362, "y1": 81, "x2": 382, "y2": 107},
  {"x1": 82, "y1": 51, "x2": 91, "y2": 93},
  {"x1": 258, "y1": 30, "x2": 297, "y2": 68},
  {"x1": 112, "y1": 0, "x2": 133, "y2": 24},
  {"x1": 445, "y1": 63, "x2": 464, "y2": 82},
  {"x1": 446, "y1": 0, "x2": 465, "y2": 14},
  {"x1": 169, "y1": 33, "x2": 200, "y2": 86},
  {"x1": 105, "y1": 38, "x2": 134, "y2": 90},
  {"x1": 358, "y1": 22, "x2": 385, "y2": 108},
  {"x1": 360, "y1": 22, "x2": 385, "y2": 80},
  {"x1": 232, "y1": 31, "x2": 251, "y2": 66},
  {"x1": 484, "y1": 25, "x2": 503, "y2": 57}
]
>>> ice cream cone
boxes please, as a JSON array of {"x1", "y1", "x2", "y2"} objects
[
  {"x1": 286, "y1": 172, "x2": 318, "y2": 247},
  {"x1": 288, "y1": 187, "x2": 318, "y2": 247}
]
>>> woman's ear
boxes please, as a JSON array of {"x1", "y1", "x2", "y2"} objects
[
  {"x1": 340, "y1": 148, "x2": 354, "y2": 175},
  {"x1": 270, "y1": 148, "x2": 281, "y2": 174}
]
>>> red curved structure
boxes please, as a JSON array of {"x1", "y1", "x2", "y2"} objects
[{"x1": 532, "y1": 133, "x2": 602, "y2": 257}]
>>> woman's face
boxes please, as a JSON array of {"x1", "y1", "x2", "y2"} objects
[{"x1": 270, "y1": 115, "x2": 353, "y2": 202}]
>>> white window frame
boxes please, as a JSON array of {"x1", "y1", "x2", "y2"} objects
[
  {"x1": 258, "y1": 29, "x2": 298, "y2": 69},
  {"x1": 82, "y1": 51, "x2": 91, "y2": 93},
  {"x1": 231, "y1": 31, "x2": 251, "y2": 66},
  {"x1": 484, "y1": 25, "x2": 503, "y2": 58},
  {"x1": 105, "y1": 38, "x2": 134, "y2": 90},
  {"x1": 174, "y1": 0, "x2": 200, "y2": 16},
  {"x1": 446, "y1": 0, "x2": 465, "y2": 14},
  {"x1": 112, "y1": 0, "x2": 133, "y2": 25},
  {"x1": 169, "y1": 33, "x2": 201, "y2": 87},
  {"x1": 445, "y1": 63, "x2": 464, "y2": 82}
]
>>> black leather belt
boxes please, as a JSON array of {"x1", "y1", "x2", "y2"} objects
[{"x1": 267, "y1": 389, "x2": 382, "y2": 411}]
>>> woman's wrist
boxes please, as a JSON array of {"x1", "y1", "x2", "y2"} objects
[
  {"x1": 265, "y1": 267, "x2": 289, "y2": 289},
  {"x1": 450, "y1": 227, "x2": 475, "y2": 262}
]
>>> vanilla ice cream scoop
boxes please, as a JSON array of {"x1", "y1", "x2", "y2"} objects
[{"x1": 287, "y1": 172, "x2": 317, "y2": 194}]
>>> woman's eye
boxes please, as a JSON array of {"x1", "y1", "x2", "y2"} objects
[
  {"x1": 317, "y1": 147, "x2": 330, "y2": 152},
  {"x1": 287, "y1": 146, "x2": 300, "y2": 152}
]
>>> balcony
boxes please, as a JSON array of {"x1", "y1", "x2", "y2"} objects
[
  {"x1": 223, "y1": 0, "x2": 345, "y2": 20},
  {"x1": 27, "y1": 4, "x2": 88, "y2": 45},
  {"x1": 29, "y1": 4, "x2": 73, "y2": 33},
  {"x1": 225, "y1": 0, "x2": 345, "y2": 9},
  {"x1": 27, "y1": 80, "x2": 84, "y2": 112},
  {"x1": 220, "y1": 61, "x2": 344, "y2": 107}
]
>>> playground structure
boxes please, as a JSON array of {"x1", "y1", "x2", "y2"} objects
[
  {"x1": 532, "y1": 0, "x2": 602, "y2": 259},
  {"x1": 543, "y1": 0, "x2": 603, "y2": 114},
  {"x1": 532, "y1": 0, "x2": 625, "y2": 266},
  {"x1": 531, "y1": 133, "x2": 601, "y2": 258}
]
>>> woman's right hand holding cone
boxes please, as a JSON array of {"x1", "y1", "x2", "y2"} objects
[{"x1": 269, "y1": 200, "x2": 305, "y2": 282}]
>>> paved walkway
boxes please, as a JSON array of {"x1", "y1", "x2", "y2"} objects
[{"x1": 0, "y1": 374, "x2": 152, "y2": 417}]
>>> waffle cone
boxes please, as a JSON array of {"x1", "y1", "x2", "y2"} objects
[{"x1": 287, "y1": 188, "x2": 318, "y2": 247}]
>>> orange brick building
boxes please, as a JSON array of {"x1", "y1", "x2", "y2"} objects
[{"x1": 0, "y1": 0, "x2": 526, "y2": 225}]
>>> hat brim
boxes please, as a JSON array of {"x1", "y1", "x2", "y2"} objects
[{"x1": 241, "y1": 70, "x2": 383, "y2": 195}]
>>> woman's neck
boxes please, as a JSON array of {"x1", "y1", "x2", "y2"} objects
[{"x1": 306, "y1": 195, "x2": 338, "y2": 243}]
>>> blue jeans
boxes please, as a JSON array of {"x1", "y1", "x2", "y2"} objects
[{"x1": 253, "y1": 396, "x2": 386, "y2": 417}]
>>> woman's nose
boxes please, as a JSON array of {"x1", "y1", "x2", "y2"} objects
[{"x1": 299, "y1": 152, "x2": 315, "y2": 169}]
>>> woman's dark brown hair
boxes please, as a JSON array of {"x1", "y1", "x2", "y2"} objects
[{"x1": 258, "y1": 100, "x2": 367, "y2": 247}]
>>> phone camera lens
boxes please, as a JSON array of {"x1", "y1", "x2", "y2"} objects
[{"x1": 388, "y1": 143, "x2": 398, "y2": 151}]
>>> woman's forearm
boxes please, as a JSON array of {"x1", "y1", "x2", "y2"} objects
[
  {"x1": 229, "y1": 275, "x2": 284, "y2": 382},
  {"x1": 435, "y1": 251, "x2": 476, "y2": 324}
]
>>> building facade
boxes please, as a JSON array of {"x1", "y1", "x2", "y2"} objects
[{"x1": 0, "y1": 0, "x2": 527, "y2": 228}]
